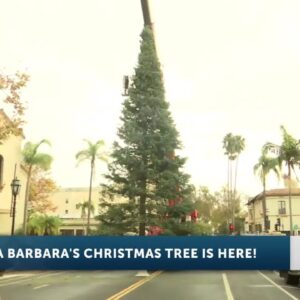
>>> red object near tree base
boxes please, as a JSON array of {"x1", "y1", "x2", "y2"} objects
[
  {"x1": 190, "y1": 209, "x2": 198, "y2": 222},
  {"x1": 147, "y1": 226, "x2": 164, "y2": 236}
]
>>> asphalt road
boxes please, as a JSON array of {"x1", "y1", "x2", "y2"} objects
[{"x1": 0, "y1": 270, "x2": 299, "y2": 300}]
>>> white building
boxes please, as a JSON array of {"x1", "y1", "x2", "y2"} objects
[{"x1": 247, "y1": 188, "x2": 300, "y2": 235}]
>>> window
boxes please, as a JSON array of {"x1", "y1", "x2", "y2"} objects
[
  {"x1": 60, "y1": 229, "x2": 74, "y2": 236},
  {"x1": 278, "y1": 200, "x2": 286, "y2": 214},
  {"x1": 76, "y1": 229, "x2": 84, "y2": 236},
  {"x1": 65, "y1": 210, "x2": 69, "y2": 214},
  {"x1": 65, "y1": 199, "x2": 69, "y2": 204}
]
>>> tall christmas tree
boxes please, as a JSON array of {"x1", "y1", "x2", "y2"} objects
[{"x1": 98, "y1": 27, "x2": 194, "y2": 236}]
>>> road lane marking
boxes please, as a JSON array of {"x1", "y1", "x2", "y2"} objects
[
  {"x1": 33, "y1": 284, "x2": 49, "y2": 290},
  {"x1": 222, "y1": 273, "x2": 234, "y2": 300},
  {"x1": 258, "y1": 271, "x2": 299, "y2": 300},
  {"x1": 107, "y1": 271, "x2": 162, "y2": 300},
  {"x1": 248, "y1": 284, "x2": 274, "y2": 288},
  {"x1": 0, "y1": 271, "x2": 67, "y2": 287},
  {"x1": 0, "y1": 273, "x2": 36, "y2": 280}
]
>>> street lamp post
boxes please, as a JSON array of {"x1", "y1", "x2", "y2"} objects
[{"x1": 10, "y1": 178, "x2": 21, "y2": 236}]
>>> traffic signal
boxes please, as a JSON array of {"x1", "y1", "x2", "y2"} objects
[{"x1": 229, "y1": 223, "x2": 234, "y2": 232}]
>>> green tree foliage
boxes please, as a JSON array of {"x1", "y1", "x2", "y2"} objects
[
  {"x1": 264, "y1": 126, "x2": 300, "y2": 234},
  {"x1": 27, "y1": 214, "x2": 61, "y2": 236},
  {"x1": 193, "y1": 186, "x2": 245, "y2": 234},
  {"x1": 222, "y1": 133, "x2": 245, "y2": 227},
  {"x1": 22, "y1": 140, "x2": 53, "y2": 234},
  {"x1": 76, "y1": 200, "x2": 95, "y2": 234},
  {"x1": 98, "y1": 27, "x2": 193, "y2": 236},
  {"x1": 76, "y1": 139, "x2": 107, "y2": 235},
  {"x1": 254, "y1": 148, "x2": 280, "y2": 231},
  {"x1": 76, "y1": 201, "x2": 95, "y2": 219}
]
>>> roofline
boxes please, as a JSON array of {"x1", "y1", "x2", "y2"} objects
[
  {"x1": 55, "y1": 187, "x2": 101, "y2": 192},
  {"x1": 247, "y1": 188, "x2": 300, "y2": 205}
]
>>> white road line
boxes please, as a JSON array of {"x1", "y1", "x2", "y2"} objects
[
  {"x1": 0, "y1": 271, "x2": 67, "y2": 287},
  {"x1": 0, "y1": 273, "x2": 35, "y2": 280},
  {"x1": 248, "y1": 284, "x2": 274, "y2": 288},
  {"x1": 258, "y1": 271, "x2": 299, "y2": 300},
  {"x1": 33, "y1": 284, "x2": 49, "y2": 290},
  {"x1": 222, "y1": 273, "x2": 234, "y2": 300},
  {"x1": 0, "y1": 277, "x2": 34, "y2": 287}
]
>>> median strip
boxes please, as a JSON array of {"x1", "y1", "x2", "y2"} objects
[{"x1": 107, "y1": 271, "x2": 162, "y2": 300}]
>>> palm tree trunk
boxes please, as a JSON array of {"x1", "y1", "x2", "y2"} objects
[
  {"x1": 87, "y1": 160, "x2": 94, "y2": 235},
  {"x1": 262, "y1": 177, "x2": 267, "y2": 232},
  {"x1": 23, "y1": 166, "x2": 32, "y2": 235},
  {"x1": 288, "y1": 165, "x2": 293, "y2": 235},
  {"x1": 227, "y1": 158, "x2": 230, "y2": 228},
  {"x1": 229, "y1": 159, "x2": 234, "y2": 228},
  {"x1": 232, "y1": 157, "x2": 239, "y2": 228}
]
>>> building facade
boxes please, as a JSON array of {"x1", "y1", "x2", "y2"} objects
[
  {"x1": 50, "y1": 187, "x2": 100, "y2": 235},
  {"x1": 247, "y1": 188, "x2": 300, "y2": 235},
  {"x1": 0, "y1": 110, "x2": 26, "y2": 235}
]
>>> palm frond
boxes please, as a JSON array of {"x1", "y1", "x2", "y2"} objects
[
  {"x1": 22, "y1": 140, "x2": 52, "y2": 168},
  {"x1": 75, "y1": 150, "x2": 91, "y2": 161},
  {"x1": 31, "y1": 153, "x2": 53, "y2": 170}
]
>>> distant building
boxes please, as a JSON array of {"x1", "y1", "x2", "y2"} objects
[
  {"x1": 0, "y1": 110, "x2": 26, "y2": 235},
  {"x1": 50, "y1": 187, "x2": 100, "y2": 236},
  {"x1": 247, "y1": 188, "x2": 300, "y2": 235}
]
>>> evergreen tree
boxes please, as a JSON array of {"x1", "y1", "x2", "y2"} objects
[{"x1": 98, "y1": 27, "x2": 193, "y2": 236}]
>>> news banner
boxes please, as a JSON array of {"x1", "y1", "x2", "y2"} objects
[{"x1": 0, "y1": 236, "x2": 299, "y2": 270}]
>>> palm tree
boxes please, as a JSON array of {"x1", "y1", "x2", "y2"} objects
[
  {"x1": 264, "y1": 126, "x2": 300, "y2": 235},
  {"x1": 254, "y1": 149, "x2": 280, "y2": 232},
  {"x1": 76, "y1": 139, "x2": 107, "y2": 235},
  {"x1": 27, "y1": 214, "x2": 61, "y2": 235},
  {"x1": 27, "y1": 214, "x2": 44, "y2": 235},
  {"x1": 223, "y1": 133, "x2": 245, "y2": 229},
  {"x1": 76, "y1": 201, "x2": 95, "y2": 234},
  {"x1": 43, "y1": 215, "x2": 62, "y2": 235},
  {"x1": 22, "y1": 140, "x2": 52, "y2": 235}
]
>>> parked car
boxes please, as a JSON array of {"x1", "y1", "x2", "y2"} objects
[{"x1": 279, "y1": 270, "x2": 300, "y2": 285}]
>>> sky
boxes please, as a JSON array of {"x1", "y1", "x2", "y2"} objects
[{"x1": 1, "y1": 0, "x2": 300, "y2": 197}]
